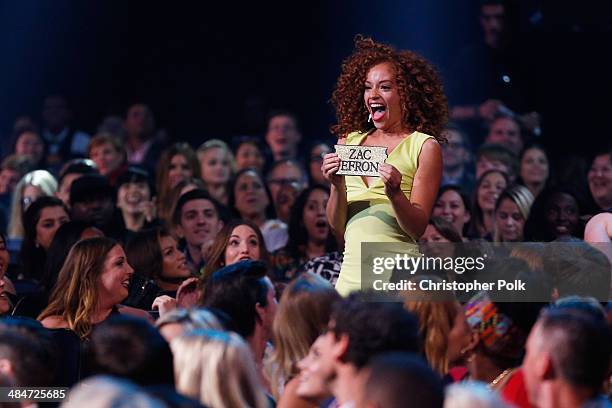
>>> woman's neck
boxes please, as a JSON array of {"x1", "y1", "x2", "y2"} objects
[
  {"x1": 122, "y1": 211, "x2": 145, "y2": 231},
  {"x1": 482, "y1": 210, "x2": 495, "y2": 236},
  {"x1": 469, "y1": 353, "x2": 506, "y2": 384},
  {"x1": 306, "y1": 240, "x2": 326, "y2": 259},
  {"x1": 526, "y1": 181, "x2": 544, "y2": 198}
]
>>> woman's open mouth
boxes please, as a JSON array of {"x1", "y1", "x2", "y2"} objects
[{"x1": 370, "y1": 103, "x2": 386, "y2": 122}]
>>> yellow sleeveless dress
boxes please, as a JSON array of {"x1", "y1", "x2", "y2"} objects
[{"x1": 335, "y1": 129, "x2": 436, "y2": 296}]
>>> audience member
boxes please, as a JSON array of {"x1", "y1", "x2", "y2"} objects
[
  {"x1": 157, "y1": 177, "x2": 205, "y2": 231},
  {"x1": 88, "y1": 132, "x2": 128, "y2": 184},
  {"x1": 7, "y1": 170, "x2": 58, "y2": 242},
  {"x1": 69, "y1": 174, "x2": 126, "y2": 241},
  {"x1": 18, "y1": 196, "x2": 69, "y2": 282},
  {"x1": 201, "y1": 260, "x2": 277, "y2": 390},
  {"x1": 172, "y1": 329, "x2": 269, "y2": 408},
  {"x1": 272, "y1": 273, "x2": 340, "y2": 406},
  {"x1": 229, "y1": 168, "x2": 287, "y2": 252},
  {"x1": 123, "y1": 103, "x2": 165, "y2": 175},
  {"x1": 271, "y1": 185, "x2": 338, "y2": 282},
  {"x1": 493, "y1": 185, "x2": 534, "y2": 242},
  {"x1": 519, "y1": 144, "x2": 550, "y2": 199},
  {"x1": 265, "y1": 110, "x2": 302, "y2": 162},
  {"x1": 441, "y1": 124, "x2": 475, "y2": 192},
  {"x1": 404, "y1": 279, "x2": 472, "y2": 377},
  {"x1": 12, "y1": 128, "x2": 45, "y2": 169},
  {"x1": 485, "y1": 114, "x2": 524, "y2": 155},
  {"x1": 54, "y1": 158, "x2": 98, "y2": 207},
  {"x1": 38, "y1": 237, "x2": 142, "y2": 338},
  {"x1": 173, "y1": 189, "x2": 225, "y2": 273},
  {"x1": 88, "y1": 314, "x2": 174, "y2": 386},
  {"x1": 522, "y1": 307, "x2": 612, "y2": 408},
  {"x1": 61, "y1": 376, "x2": 167, "y2": 408},
  {"x1": 476, "y1": 144, "x2": 518, "y2": 182},
  {"x1": 233, "y1": 136, "x2": 266, "y2": 173},
  {"x1": 359, "y1": 352, "x2": 444, "y2": 408},
  {"x1": 468, "y1": 169, "x2": 509, "y2": 239},
  {"x1": 156, "y1": 143, "x2": 201, "y2": 219},
  {"x1": 266, "y1": 159, "x2": 308, "y2": 207},
  {"x1": 155, "y1": 307, "x2": 225, "y2": 343},
  {"x1": 41, "y1": 95, "x2": 91, "y2": 170},
  {"x1": 432, "y1": 185, "x2": 472, "y2": 240},
  {"x1": 275, "y1": 181, "x2": 302, "y2": 224},
  {"x1": 202, "y1": 219, "x2": 269, "y2": 281},
  {"x1": 463, "y1": 291, "x2": 544, "y2": 407},
  {"x1": 116, "y1": 167, "x2": 156, "y2": 234},
  {"x1": 444, "y1": 382, "x2": 511, "y2": 408},
  {"x1": 296, "y1": 292, "x2": 420, "y2": 407},
  {"x1": 524, "y1": 187, "x2": 583, "y2": 242},
  {"x1": 125, "y1": 226, "x2": 192, "y2": 309},
  {"x1": 197, "y1": 139, "x2": 235, "y2": 205},
  {"x1": 587, "y1": 149, "x2": 612, "y2": 212},
  {"x1": 308, "y1": 142, "x2": 332, "y2": 187}
]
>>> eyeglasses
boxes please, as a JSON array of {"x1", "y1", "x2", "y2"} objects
[{"x1": 268, "y1": 178, "x2": 300, "y2": 186}]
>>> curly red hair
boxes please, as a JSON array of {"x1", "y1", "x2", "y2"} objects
[{"x1": 331, "y1": 35, "x2": 448, "y2": 142}]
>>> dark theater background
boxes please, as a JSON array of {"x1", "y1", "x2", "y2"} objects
[{"x1": 0, "y1": 0, "x2": 610, "y2": 157}]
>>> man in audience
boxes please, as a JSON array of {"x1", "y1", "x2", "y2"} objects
[
  {"x1": 485, "y1": 114, "x2": 524, "y2": 155},
  {"x1": 265, "y1": 110, "x2": 302, "y2": 162},
  {"x1": 0, "y1": 155, "x2": 32, "y2": 231},
  {"x1": 123, "y1": 104, "x2": 165, "y2": 176},
  {"x1": 441, "y1": 124, "x2": 475, "y2": 192},
  {"x1": 475, "y1": 143, "x2": 518, "y2": 182},
  {"x1": 522, "y1": 308, "x2": 612, "y2": 408},
  {"x1": 55, "y1": 158, "x2": 99, "y2": 207},
  {"x1": 41, "y1": 95, "x2": 91, "y2": 170},
  {"x1": 0, "y1": 327, "x2": 57, "y2": 393},
  {"x1": 202, "y1": 260, "x2": 277, "y2": 390},
  {"x1": 173, "y1": 189, "x2": 225, "y2": 272},
  {"x1": 266, "y1": 159, "x2": 308, "y2": 206},
  {"x1": 358, "y1": 352, "x2": 444, "y2": 408},
  {"x1": 88, "y1": 315, "x2": 175, "y2": 386},
  {"x1": 588, "y1": 149, "x2": 612, "y2": 212},
  {"x1": 70, "y1": 174, "x2": 124, "y2": 240},
  {"x1": 296, "y1": 292, "x2": 420, "y2": 407}
]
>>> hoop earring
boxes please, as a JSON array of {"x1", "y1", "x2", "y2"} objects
[{"x1": 368, "y1": 113, "x2": 372, "y2": 123}]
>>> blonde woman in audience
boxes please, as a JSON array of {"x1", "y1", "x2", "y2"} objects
[
  {"x1": 172, "y1": 329, "x2": 269, "y2": 408},
  {"x1": 197, "y1": 139, "x2": 235, "y2": 205},
  {"x1": 271, "y1": 272, "x2": 340, "y2": 407},
  {"x1": 493, "y1": 185, "x2": 534, "y2": 242},
  {"x1": 8, "y1": 169, "x2": 58, "y2": 240},
  {"x1": 155, "y1": 307, "x2": 225, "y2": 342}
]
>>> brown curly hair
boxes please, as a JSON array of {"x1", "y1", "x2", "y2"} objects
[{"x1": 331, "y1": 35, "x2": 448, "y2": 142}]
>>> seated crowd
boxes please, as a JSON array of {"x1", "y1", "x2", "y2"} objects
[{"x1": 0, "y1": 91, "x2": 610, "y2": 408}]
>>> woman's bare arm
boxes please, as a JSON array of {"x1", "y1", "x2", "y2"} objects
[{"x1": 382, "y1": 139, "x2": 442, "y2": 239}]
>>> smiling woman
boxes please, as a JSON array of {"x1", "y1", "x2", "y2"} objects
[
  {"x1": 38, "y1": 237, "x2": 135, "y2": 339},
  {"x1": 322, "y1": 35, "x2": 448, "y2": 295}
]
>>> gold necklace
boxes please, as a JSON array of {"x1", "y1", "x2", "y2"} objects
[{"x1": 488, "y1": 368, "x2": 513, "y2": 389}]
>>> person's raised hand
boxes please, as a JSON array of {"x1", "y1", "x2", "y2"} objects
[
  {"x1": 321, "y1": 152, "x2": 344, "y2": 188},
  {"x1": 379, "y1": 163, "x2": 403, "y2": 199},
  {"x1": 152, "y1": 295, "x2": 177, "y2": 317}
]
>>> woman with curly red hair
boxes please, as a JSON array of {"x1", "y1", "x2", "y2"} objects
[{"x1": 322, "y1": 36, "x2": 448, "y2": 295}]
